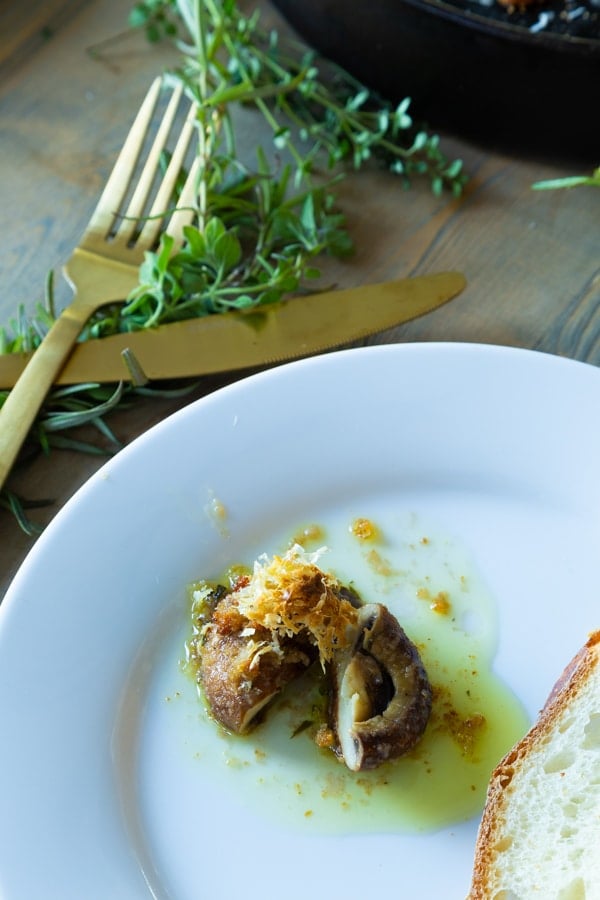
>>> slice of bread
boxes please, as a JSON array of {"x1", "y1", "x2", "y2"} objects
[{"x1": 469, "y1": 631, "x2": 600, "y2": 900}]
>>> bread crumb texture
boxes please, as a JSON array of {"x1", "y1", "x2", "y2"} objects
[
  {"x1": 470, "y1": 632, "x2": 600, "y2": 900},
  {"x1": 225, "y1": 544, "x2": 357, "y2": 666}
]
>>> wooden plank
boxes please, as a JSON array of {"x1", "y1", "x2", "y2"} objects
[{"x1": 0, "y1": 0, "x2": 91, "y2": 71}]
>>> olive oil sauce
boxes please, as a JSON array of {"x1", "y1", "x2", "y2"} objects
[{"x1": 180, "y1": 509, "x2": 529, "y2": 835}]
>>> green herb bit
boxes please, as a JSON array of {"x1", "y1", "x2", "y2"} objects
[{"x1": 532, "y1": 165, "x2": 600, "y2": 192}]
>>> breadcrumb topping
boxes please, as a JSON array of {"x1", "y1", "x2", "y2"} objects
[{"x1": 225, "y1": 545, "x2": 358, "y2": 666}]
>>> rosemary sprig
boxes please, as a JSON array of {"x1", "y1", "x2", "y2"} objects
[
  {"x1": 0, "y1": 490, "x2": 52, "y2": 536},
  {"x1": 1, "y1": 0, "x2": 467, "y2": 533}
]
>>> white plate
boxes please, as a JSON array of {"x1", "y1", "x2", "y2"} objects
[{"x1": 1, "y1": 342, "x2": 599, "y2": 900}]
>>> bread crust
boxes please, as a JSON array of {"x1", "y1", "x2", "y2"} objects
[{"x1": 468, "y1": 630, "x2": 600, "y2": 900}]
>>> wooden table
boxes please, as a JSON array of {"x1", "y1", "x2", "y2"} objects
[{"x1": 1, "y1": 0, "x2": 598, "y2": 597}]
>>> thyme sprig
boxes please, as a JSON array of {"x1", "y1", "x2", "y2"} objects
[{"x1": 1, "y1": 0, "x2": 467, "y2": 533}]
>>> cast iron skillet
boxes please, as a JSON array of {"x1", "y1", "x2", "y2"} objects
[{"x1": 272, "y1": 0, "x2": 599, "y2": 162}]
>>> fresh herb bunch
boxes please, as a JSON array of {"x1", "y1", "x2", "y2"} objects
[
  {"x1": 1, "y1": 0, "x2": 467, "y2": 532},
  {"x1": 89, "y1": 0, "x2": 466, "y2": 337}
]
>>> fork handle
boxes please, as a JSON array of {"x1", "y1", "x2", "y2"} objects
[{"x1": 0, "y1": 309, "x2": 89, "y2": 490}]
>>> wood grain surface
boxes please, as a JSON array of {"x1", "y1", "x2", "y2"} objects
[
  {"x1": 1, "y1": 0, "x2": 599, "y2": 595},
  {"x1": 0, "y1": 0, "x2": 90, "y2": 70}
]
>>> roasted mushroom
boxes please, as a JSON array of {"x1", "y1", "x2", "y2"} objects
[
  {"x1": 196, "y1": 590, "x2": 317, "y2": 732},
  {"x1": 330, "y1": 603, "x2": 432, "y2": 771},
  {"x1": 191, "y1": 546, "x2": 359, "y2": 734},
  {"x1": 191, "y1": 547, "x2": 432, "y2": 770}
]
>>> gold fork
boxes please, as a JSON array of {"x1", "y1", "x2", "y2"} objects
[{"x1": 0, "y1": 76, "x2": 200, "y2": 491}]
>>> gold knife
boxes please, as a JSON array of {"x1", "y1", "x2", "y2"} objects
[{"x1": 0, "y1": 272, "x2": 465, "y2": 388}]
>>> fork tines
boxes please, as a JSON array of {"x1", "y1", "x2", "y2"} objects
[{"x1": 82, "y1": 77, "x2": 200, "y2": 259}]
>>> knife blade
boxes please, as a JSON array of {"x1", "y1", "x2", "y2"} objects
[{"x1": 0, "y1": 272, "x2": 465, "y2": 388}]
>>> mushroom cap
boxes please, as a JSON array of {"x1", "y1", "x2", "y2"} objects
[
  {"x1": 199, "y1": 623, "x2": 315, "y2": 733},
  {"x1": 331, "y1": 603, "x2": 432, "y2": 771}
]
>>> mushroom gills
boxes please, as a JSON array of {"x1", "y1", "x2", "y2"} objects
[{"x1": 331, "y1": 603, "x2": 432, "y2": 771}]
